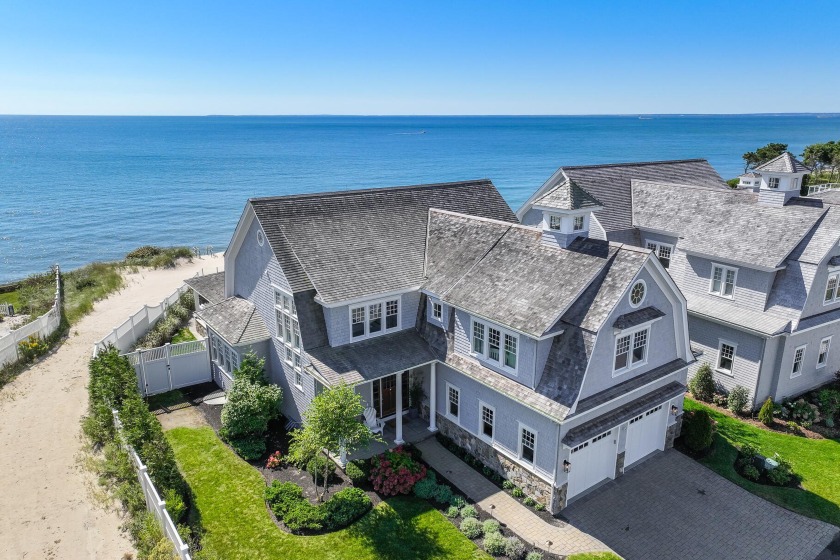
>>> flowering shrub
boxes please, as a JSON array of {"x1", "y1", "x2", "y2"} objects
[
  {"x1": 369, "y1": 446, "x2": 427, "y2": 496},
  {"x1": 266, "y1": 451, "x2": 283, "y2": 469},
  {"x1": 18, "y1": 335, "x2": 48, "y2": 363}
]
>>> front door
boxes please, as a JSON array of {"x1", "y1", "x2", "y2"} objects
[{"x1": 371, "y1": 372, "x2": 411, "y2": 419}]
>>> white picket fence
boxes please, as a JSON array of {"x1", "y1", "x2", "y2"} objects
[
  {"x1": 92, "y1": 284, "x2": 190, "y2": 356},
  {"x1": 0, "y1": 302, "x2": 13, "y2": 316},
  {"x1": 0, "y1": 266, "x2": 62, "y2": 369},
  {"x1": 124, "y1": 339, "x2": 212, "y2": 397},
  {"x1": 112, "y1": 410, "x2": 192, "y2": 560}
]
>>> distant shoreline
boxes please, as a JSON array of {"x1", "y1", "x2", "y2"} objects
[{"x1": 2, "y1": 113, "x2": 839, "y2": 118}]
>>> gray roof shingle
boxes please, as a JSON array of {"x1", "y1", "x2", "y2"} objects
[
  {"x1": 184, "y1": 272, "x2": 226, "y2": 305},
  {"x1": 754, "y1": 152, "x2": 812, "y2": 174},
  {"x1": 533, "y1": 179, "x2": 604, "y2": 211},
  {"x1": 197, "y1": 297, "x2": 271, "y2": 345},
  {"x1": 687, "y1": 294, "x2": 790, "y2": 336},
  {"x1": 632, "y1": 181, "x2": 826, "y2": 269},
  {"x1": 574, "y1": 359, "x2": 688, "y2": 415},
  {"x1": 613, "y1": 306, "x2": 666, "y2": 330},
  {"x1": 249, "y1": 180, "x2": 517, "y2": 303}
]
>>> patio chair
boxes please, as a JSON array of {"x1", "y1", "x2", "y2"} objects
[{"x1": 363, "y1": 407, "x2": 384, "y2": 435}]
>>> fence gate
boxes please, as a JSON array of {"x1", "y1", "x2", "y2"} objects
[{"x1": 128, "y1": 339, "x2": 212, "y2": 396}]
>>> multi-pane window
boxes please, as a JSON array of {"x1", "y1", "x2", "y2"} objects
[
  {"x1": 520, "y1": 426, "x2": 536, "y2": 464},
  {"x1": 504, "y1": 334, "x2": 517, "y2": 368},
  {"x1": 710, "y1": 264, "x2": 737, "y2": 298},
  {"x1": 614, "y1": 327, "x2": 649, "y2": 374},
  {"x1": 791, "y1": 345, "x2": 806, "y2": 377},
  {"x1": 768, "y1": 177, "x2": 780, "y2": 189},
  {"x1": 210, "y1": 333, "x2": 240, "y2": 375},
  {"x1": 275, "y1": 287, "x2": 303, "y2": 376},
  {"x1": 472, "y1": 322, "x2": 485, "y2": 354},
  {"x1": 488, "y1": 328, "x2": 501, "y2": 362},
  {"x1": 549, "y1": 215, "x2": 562, "y2": 230},
  {"x1": 480, "y1": 404, "x2": 494, "y2": 439},
  {"x1": 472, "y1": 319, "x2": 518, "y2": 373},
  {"x1": 825, "y1": 273, "x2": 840, "y2": 304},
  {"x1": 718, "y1": 342, "x2": 735, "y2": 373},
  {"x1": 818, "y1": 337, "x2": 831, "y2": 368},
  {"x1": 646, "y1": 241, "x2": 673, "y2": 268},
  {"x1": 630, "y1": 281, "x2": 645, "y2": 306},
  {"x1": 350, "y1": 297, "x2": 400, "y2": 340},
  {"x1": 573, "y1": 215, "x2": 585, "y2": 231},
  {"x1": 432, "y1": 301, "x2": 442, "y2": 320},
  {"x1": 448, "y1": 385, "x2": 460, "y2": 419},
  {"x1": 294, "y1": 369, "x2": 302, "y2": 388}
]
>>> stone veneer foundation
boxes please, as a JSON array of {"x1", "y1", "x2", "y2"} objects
[
  {"x1": 665, "y1": 414, "x2": 683, "y2": 449},
  {"x1": 435, "y1": 413, "x2": 565, "y2": 513}
]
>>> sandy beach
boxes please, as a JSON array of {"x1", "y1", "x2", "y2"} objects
[{"x1": 0, "y1": 254, "x2": 224, "y2": 560}]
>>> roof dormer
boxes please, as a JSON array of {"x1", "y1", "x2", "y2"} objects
[
  {"x1": 532, "y1": 179, "x2": 604, "y2": 249},
  {"x1": 754, "y1": 152, "x2": 812, "y2": 206}
]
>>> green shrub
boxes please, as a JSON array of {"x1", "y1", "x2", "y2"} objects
[
  {"x1": 265, "y1": 481, "x2": 305, "y2": 519},
  {"x1": 228, "y1": 437, "x2": 267, "y2": 460},
  {"x1": 483, "y1": 531, "x2": 506, "y2": 555},
  {"x1": 284, "y1": 501, "x2": 327, "y2": 533},
  {"x1": 482, "y1": 519, "x2": 500, "y2": 535},
  {"x1": 450, "y1": 495, "x2": 467, "y2": 509},
  {"x1": 413, "y1": 477, "x2": 438, "y2": 499},
  {"x1": 504, "y1": 536, "x2": 526, "y2": 560},
  {"x1": 459, "y1": 516, "x2": 483, "y2": 539},
  {"x1": 126, "y1": 246, "x2": 163, "y2": 261},
  {"x1": 742, "y1": 464, "x2": 761, "y2": 481},
  {"x1": 766, "y1": 455, "x2": 794, "y2": 486},
  {"x1": 306, "y1": 454, "x2": 336, "y2": 485},
  {"x1": 220, "y1": 365, "x2": 282, "y2": 460},
  {"x1": 433, "y1": 484, "x2": 453, "y2": 504},
  {"x1": 322, "y1": 487, "x2": 371, "y2": 530},
  {"x1": 522, "y1": 496, "x2": 536, "y2": 507},
  {"x1": 758, "y1": 397, "x2": 775, "y2": 426},
  {"x1": 147, "y1": 536, "x2": 177, "y2": 560},
  {"x1": 460, "y1": 504, "x2": 478, "y2": 519},
  {"x1": 817, "y1": 389, "x2": 840, "y2": 420},
  {"x1": 534, "y1": 502, "x2": 546, "y2": 511},
  {"x1": 689, "y1": 363, "x2": 716, "y2": 402},
  {"x1": 502, "y1": 480, "x2": 515, "y2": 490},
  {"x1": 163, "y1": 487, "x2": 187, "y2": 524},
  {"x1": 445, "y1": 505, "x2": 460, "y2": 518},
  {"x1": 344, "y1": 461, "x2": 366, "y2": 486},
  {"x1": 736, "y1": 442, "x2": 759, "y2": 470},
  {"x1": 727, "y1": 385, "x2": 751, "y2": 415},
  {"x1": 682, "y1": 409, "x2": 714, "y2": 452},
  {"x1": 526, "y1": 552, "x2": 544, "y2": 560},
  {"x1": 511, "y1": 487, "x2": 525, "y2": 498}
]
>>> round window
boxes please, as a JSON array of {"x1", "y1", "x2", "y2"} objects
[
  {"x1": 257, "y1": 229, "x2": 265, "y2": 246},
  {"x1": 630, "y1": 280, "x2": 646, "y2": 307}
]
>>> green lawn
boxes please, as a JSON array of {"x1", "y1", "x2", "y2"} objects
[
  {"x1": 567, "y1": 554, "x2": 621, "y2": 560},
  {"x1": 685, "y1": 398, "x2": 840, "y2": 526},
  {"x1": 0, "y1": 290, "x2": 21, "y2": 310},
  {"x1": 166, "y1": 426, "x2": 489, "y2": 560},
  {"x1": 171, "y1": 327, "x2": 197, "y2": 344}
]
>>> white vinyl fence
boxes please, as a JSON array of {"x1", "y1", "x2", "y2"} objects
[
  {"x1": 0, "y1": 302, "x2": 13, "y2": 316},
  {"x1": 112, "y1": 410, "x2": 192, "y2": 560},
  {"x1": 0, "y1": 266, "x2": 62, "y2": 369},
  {"x1": 125, "y1": 339, "x2": 212, "y2": 397},
  {"x1": 93, "y1": 284, "x2": 190, "y2": 356}
]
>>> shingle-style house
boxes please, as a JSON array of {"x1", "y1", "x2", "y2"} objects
[
  {"x1": 519, "y1": 154, "x2": 840, "y2": 409},
  {"x1": 206, "y1": 179, "x2": 692, "y2": 512}
]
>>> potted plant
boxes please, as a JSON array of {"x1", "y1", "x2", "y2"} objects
[{"x1": 408, "y1": 377, "x2": 425, "y2": 419}]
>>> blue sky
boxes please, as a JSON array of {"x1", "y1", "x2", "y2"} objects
[{"x1": 1, "y1": 1, "x2": 838, "y2": 115}]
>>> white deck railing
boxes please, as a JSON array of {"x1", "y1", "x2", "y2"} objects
[
  {"x1": 0, "y1": 266, "x2": 62, "y2": 369},
  {"x1": 807, "y1": 183, "x2": 840, "y2": 195}
]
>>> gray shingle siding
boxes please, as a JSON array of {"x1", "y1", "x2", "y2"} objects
[
  {"x1": 688, "y1": 316, "x2": 764, "y2": 399},
  {"x1": 322, "y1": 291, "x2": 422, "y2": 348},
  {"x1": 426, "y1": 295, "x2": 451, "y2": 330},
  {"x1": 577, "y1": 267, "x2": 679, "y2": 400},
  {"x1": 680, "y1": 254, "x2": 774, "y2": 313},
  {"x1": 520, "y1": 207, "x2": 544, "y2": 227},
  {"x1": 801, "y1": 248, "x2": 840, "y2": 319},
  {"x1": 434, "y1": 363, "x2": 559, "y2": 478},
  {"x1": 774, "y1": 324, "x2": 840, "y2": 400},
  {"x1": 453, "y1": 308, "x2": 538, "y2": 388}
]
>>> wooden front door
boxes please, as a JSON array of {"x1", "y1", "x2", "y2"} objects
[{"x1": 371, "y1": 372, "x2": 410, "y2": 419}]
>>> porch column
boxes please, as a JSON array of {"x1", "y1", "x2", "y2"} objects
[
  {"x1": 428, "y1": 362, "x2": 437, "y2": 432},
  {"x1": 395, "y1": 370, "x2": 404, "y2": 445}
]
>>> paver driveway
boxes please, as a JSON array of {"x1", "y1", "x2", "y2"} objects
[{"x1": 562, "y1": 450, "x2": 838, "y2": 560}]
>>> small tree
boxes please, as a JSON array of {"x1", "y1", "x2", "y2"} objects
[
  {"x1": 727, "y1": 385, "x2": 751, "y2": 415},
  {"x1": 758, "y1": 397, "x2": 775, "y2": 426},
  {"x1": 683, "y1": 409, "x2": 714, "y2": 452},
  {"x1": 289, "y1": 383, "x2": 380, "y2": 501},
  {"x1": 688, "y1": 363, "x2": 716, "y2": 402},
  {"x1": 742, "y1": 142, "x2": 788, "y2": 173}
]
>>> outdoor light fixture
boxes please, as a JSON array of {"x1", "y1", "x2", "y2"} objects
[
  {"x1": 671, "y1": 405, "x2": 679, "y2": 416},
  {"x1": 563, "y1": 460, "x2": 571, "y2": 473}
]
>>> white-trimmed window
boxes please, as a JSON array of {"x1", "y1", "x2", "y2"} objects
[
  {"x1": 717, "y1": 341, "x2": 736, "y2": 374},
  {"x1": 349, "y1": 297, "x2": 400, "y2": 340},
  {"x1": 573, "y1": 215, "x2": 585, "y2": 231},
  {"x1": 275, "y1": 287, "x2": 303, "y2": 377},
  {"x1": 824, "y1": 273, "x2": 840, "y2": 305},
  {"x1": 479, "y1": 402, "x2": 494, "y2": 441},
  {"x1": 447, "y1": 383, "x2": 460, "y2": 420},
  {"x1": 549, "y1": 215, "x2": 562, "y2": 230},
  {"x1": 471, "y1": 318, "x2": 518, "y2": 374},
  {"x1": 294, "y1": 369, "x2": 303, "y2": 389},
  {"x1": 629, "y1": 280, "x2": 646, "y2": 307},
  {"x1": 818, "y1": 337, "x2": 831, "y2": 368},
  {"x1": 210, "y1": 332, "x2": 240, "y2": 375},
  {"x1": 791, "y1": 345, "x2": 806, "y2": 378},
  {"x1": 257, "y1": 229, "x2": 265, "y2": 246},
  {"x1": 519, "y1": 424, "x2": 536, "y2": 465},
  {"x1": 768, "y1": 177, "x2": 780, "y2": 189},
  {"x1": 613, "y1": 326, "x2": 649, "y2": 375},
  {"x1": 710, "y1": 264, "x2": 737, "y2": 298},
  {"x1": 431, "y1": 300, "x2": 442, "y2": 320},
  {"x1": 646, "y1": 241, "x2": 673, "y2": 268}
]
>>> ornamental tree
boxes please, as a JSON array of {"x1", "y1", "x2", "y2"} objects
[{"x1": 742, "y1": 142, "x2": 788, "y2": 173}]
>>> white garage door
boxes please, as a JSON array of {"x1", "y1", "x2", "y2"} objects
[
  {"x1": 625, "y1": 404, "x2": 667, "y2": 467},
  {"x1": 567, "y1": 429, "x2": 617, "y2": 501}
]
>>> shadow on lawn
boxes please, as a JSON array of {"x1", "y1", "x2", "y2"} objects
[{"x1": 346, "y1": 496, "x2": 451, "y2": 560}]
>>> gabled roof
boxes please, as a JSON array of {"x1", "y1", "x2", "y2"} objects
[
  {"x1": 184, "y1": 272, "x2": 226, "y2": 305},
  {"x1": 632, "y1": 181, "x2": 826, "y2": 269},
  {"x1": 197, "y1": 297, "x2": 271, "y2": 345},
  {"x1": 533, "y1": 179, "x2": 603, "y2": 211},
  {"x1": 754, "y1": 152, "x2": 812, "y2": 174},
  {"x1": 518, "y1": 159, "x2": 728, "y2": 239},
  {"x1": 249, "y1": 180, "x2": 517, "y2": 304},
  {"x1": 424, "y1": 211, "x2": 648, "y2": 338}
]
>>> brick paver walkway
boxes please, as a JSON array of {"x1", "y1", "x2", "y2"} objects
[
  {"x1": 416, "y1": 438, "x2": 613, "y2": 556},
  {"x1": 563, "y1": 450, "x2": 839, "y2": 560}
]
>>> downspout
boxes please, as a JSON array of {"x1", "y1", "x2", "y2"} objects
[{"x1": 550, "y1": 421, "x2": 562, "y2": 513}]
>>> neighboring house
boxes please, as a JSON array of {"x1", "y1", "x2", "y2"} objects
[
  {"x1": 520, "y1": 153, "x2": 840, "y2": 409},
  {"x1": 209, "y1": 179, "x2": 692, "y2": 512}
]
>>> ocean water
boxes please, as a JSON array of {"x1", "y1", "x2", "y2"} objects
[{"x1": 1, "y1": 114, "x2": 838, "y2": 283}]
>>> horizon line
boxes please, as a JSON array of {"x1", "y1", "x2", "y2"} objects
[{"x1": 1, "y1": 112, "x2": 839, "y2": 118}]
